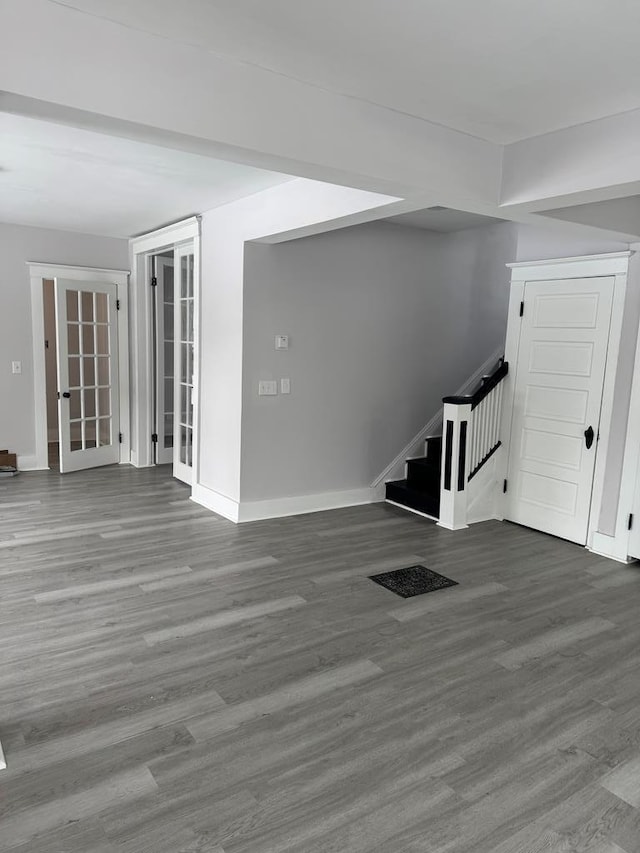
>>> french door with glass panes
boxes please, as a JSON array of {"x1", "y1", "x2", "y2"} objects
[
  {"x1": 173, "y1": 245, "x2": 195, "y2": 484},
  {"x1": 55, "y1": 279, "x2": 120, "y2": 473},
  {"x1": 154, "y1": 255, "x2": 175, "y2": 464}
]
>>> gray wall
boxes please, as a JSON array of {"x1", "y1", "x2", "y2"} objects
[
  {"x1": 240, "y1": 220, "x2": 518, "y2": 502},
  {"x1": 442, "y1": 223, "x2": 518, "y2": 369},
  {"x1": 515, "y1": 223, "x2": 629, "y2": 261},
  {"x1": 0, "y1": 223, "x2": 129, "y2": 464}
]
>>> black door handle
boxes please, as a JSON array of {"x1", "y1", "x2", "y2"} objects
[
  {"x1": 584, "y1": 425, "x2": 594, "y2": 449},
  {"x1": 62, "y1": 391, "x2": 71, "y2": 399}
]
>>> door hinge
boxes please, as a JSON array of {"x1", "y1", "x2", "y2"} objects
[
  {"x1": 151, "y1": 433, "x2": 158, "y2": 444},
  {"x1": 519, "y1": 301, "x2": 524, "y2": 317},
  {"x1": 628, "y1": 513, "x2": 634, "y2": 531},
  {"x1": 503, "y1": 479, "x2": 508, "y2": 493},
  {"x1": 119, "y1": 432, "x2": 123, "y2": 444},
  {"x1": 116, "y1": 298, "x2": 121, "y2": 310},
  {"x1": 151, "y1": 276, "x2": 157, "y2": 287}
]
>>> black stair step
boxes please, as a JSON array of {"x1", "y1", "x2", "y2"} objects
[
  {"x1": 406, "y1": 457, "x2": 441, "y2": 494},
  {"x1": 425, "y1": 435, "x2": 442, "y2": 463},
  {"x1": 385, "y1": 480, "x2": 440, "y2": 519}
]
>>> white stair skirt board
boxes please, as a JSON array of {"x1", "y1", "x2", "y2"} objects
[
  {"x1": 384, "y1": 499, "x2": 438, "y2": 522},
  {"x1": 191, "y1": 482, "x2": 376, "y2": 523},
  {"x1": 466, "y1": 450, "x2": 502, "y2": 525},
  {"x1": 0, "y1": 739, "x2": 6, "y2": 770},
  {"x1": 371, "y1": 346, "x2": 504, "y2": 490}
]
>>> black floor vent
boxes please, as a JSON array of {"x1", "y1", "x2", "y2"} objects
[{"x1": 369, "y1": 565, "x2": 458, "y2": 598}]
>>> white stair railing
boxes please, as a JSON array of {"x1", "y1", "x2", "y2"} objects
[{"x1": 439, "y1": 360, "x2": 508, "y2": 530}]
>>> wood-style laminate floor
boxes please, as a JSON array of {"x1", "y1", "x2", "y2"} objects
[{"x1": 2, "y1": 465, "x2": 640, "y2": 852}]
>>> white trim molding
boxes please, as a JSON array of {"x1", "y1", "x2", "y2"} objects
[
  {"x1": 507, "y1": 251, "x2": 632, "y2": 281},
  {"x1": 16, "y1": 454, "x2": 41, "y2": 472},
  {"x1": 192, "y1": 482, "x2": 377, "y2": 523},
  {"x1": 191, "y1": 483, "x2": 240, "y2": 522},
  {"x1": 129, "y1": 217, "x2": 200, "y2": 255},
  {"x1": 238, "y1": 488, "x2": 376, "y2": 522},
  {"x1": 26, "y1": 263, "x2": 130, "y2": 278}
]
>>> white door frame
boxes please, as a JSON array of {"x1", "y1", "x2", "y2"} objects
[
  {"x1": 172, "y1": 243, "x2": 199, "y2": 485},
  {"x1": 28, "y1": 262, "x2": 130, "y2": 471},
  {"x1": 129, "y1": 217, "x2": 200, "y2": 475},
  {"x1": 497, "y1": 252, "x2": 632, "y2": 550},
  {"x1": 611, "y1": 247, "x2": 640, "y2": 561}
]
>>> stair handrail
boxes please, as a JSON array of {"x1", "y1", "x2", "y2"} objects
[{"x1": 442, "y1": 358, "x2": 508, "y2": 410}]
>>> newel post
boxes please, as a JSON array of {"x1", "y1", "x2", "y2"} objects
[{"x1": 438, "y1": 401, "x2": 471, "y2": 530}]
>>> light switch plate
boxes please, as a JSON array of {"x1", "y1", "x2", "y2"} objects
[
  {"x1": 275, "y1": 335, "x2": 289, "y2": 350},
  {"x1": 280, "y1": 378, "x2": 291, "y2": 394},
  {"x1": 11, "y1": 361, "x2": 22, "y2": 375},
  {"x1": 258, "y1": 380, "x2": 278, "y2": 396}
]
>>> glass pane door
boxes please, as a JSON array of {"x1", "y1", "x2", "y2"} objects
[
  {"x1": 54, "y1": 279, "x2": 120, "y2": 473},
  {"x1": 154, "y1": 255, "x2": 175, "y2": 465},
  {"x1": 173, "y1": 249, "x2": 195, "y2": 484}
]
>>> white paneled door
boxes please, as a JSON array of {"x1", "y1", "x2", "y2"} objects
[
  {"x1": 505, "y1": 277, "x2": 614, "y2": 544},
  {"x1": 55, "y1": 279, "x2": 120, "y2": 473}
]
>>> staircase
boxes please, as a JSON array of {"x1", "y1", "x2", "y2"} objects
[
  {"x1": 385, "y1": 435, "x2": 442, "y2": 519},
  {"x1": 385, "y1": 358, "x2": 509, "y2": 528}
]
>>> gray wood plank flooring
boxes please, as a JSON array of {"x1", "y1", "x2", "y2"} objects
[{"x1": 1, "y1": 465, "x2": 640, "y2": 851}]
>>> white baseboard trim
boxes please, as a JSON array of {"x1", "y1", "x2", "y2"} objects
[
  {"x1": 437, "y1": 521, "x2": 469, "y2": 531},
  {"x1": 238, "y1": 488, "x2": 377, "y2": 522},
  {"x1": 192, "y1": 483, "x2": 378, "y2": 524},
  {"x1": 17, "y1": 454, "x2": 46, "y2": 472},
  {"x1": 589, "y1": 532, "x2": 633, "y2": 563},
  {"x1": 191, "y1": 482, "x2": 240, "y2": 522},
  {"x1": 587, "y1": 547, "x2": 633, "y2": 564}
]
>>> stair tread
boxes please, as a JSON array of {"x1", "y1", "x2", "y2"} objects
[{"x1": 385, "y1": 480, "x2": 440, "y2": 518}]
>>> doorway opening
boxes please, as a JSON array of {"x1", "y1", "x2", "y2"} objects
[
  {"x1": 151, "y1": 250, "x2": 175, "y2": 466},
  {"x1": 130, "y1": 217, "x2": 199, "y2": 485}
]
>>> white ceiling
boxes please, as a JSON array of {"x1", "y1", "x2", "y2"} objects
[
  {"x1": 0, "y1": 113, "x2": 292, "y2": 238},
  {"x1": 51, "y1": 0, "x2": 640, "y2": 143},
  {"x1": 386, "y1": 208, "x2": 504, "y2": 233}
]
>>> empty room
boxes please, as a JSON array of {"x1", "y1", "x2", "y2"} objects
[{"x1": 3, "y1": 2, "x2": 640, "y2": 851}]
